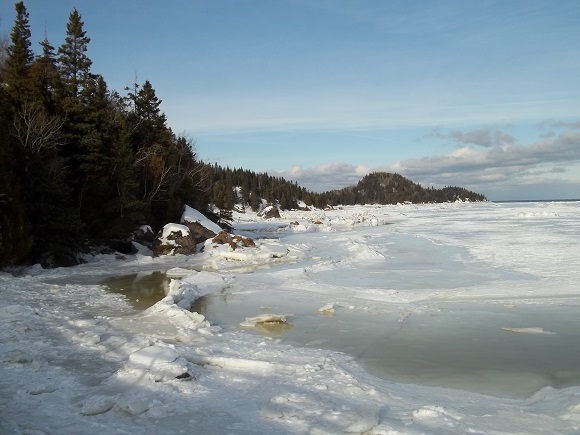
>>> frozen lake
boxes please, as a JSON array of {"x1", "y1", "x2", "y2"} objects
[
  {"x1": 193, "y1": 293, "x2": 580, "y2": 398},
  {"x1": 108, "y1": 200, "x2": 580, "y2": 399},
  {"x1": 6, "y1": 200, "x2": 580, "y2": 434}
]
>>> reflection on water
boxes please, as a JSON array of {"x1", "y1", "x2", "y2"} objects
[
  {"x1": 104, "y1": 271, "x2": 170, "y2": 310},
  {"x1": 104, "y1": 270, "x2": 580, "y2": 398},
  {"x1": 244, "y1": 321, "x2": 294, "y2": 337},
  {"x1": 192, "y1": 291, "x2": 580, "y2": 399}
]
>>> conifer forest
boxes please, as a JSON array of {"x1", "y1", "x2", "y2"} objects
[{"x1": 0, "y1": 2, "x2": 485, "y2": 268}]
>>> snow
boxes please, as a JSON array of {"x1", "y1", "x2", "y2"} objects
[
  {"x1": 501, "y1": 327, "x2": 556, "y2": 335},
  {"x1": 240, "y1": 314, "x2": 292, "y2": 328},
  {"x1": 1, "y1": 201, "x2": 580, "y2": 434},
  {"x1": 182, "y1": 204, "x2": 223, "y2": 234},
  {"x1": 159, "y1": 223, "x2": 190, "y2": 245},
  {"x1": 317, "y1": 303, "x2": 336, "y2": 314}
]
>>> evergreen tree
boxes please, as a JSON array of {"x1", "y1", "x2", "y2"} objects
[
  {"x1": 29, "y1": 36, "x2": 59, "y2": 113},
  {"x1": 57, "y1": 8, "x2": 92, "y2": 99},
  {"x1": 2, "y1": 1, "x2": 33, "y2": 103},
  {"x1": 126, "y1": 79, "x2": 178, "y2": 228},
  {"x1": 0, "y1": 79, "x2": 31, "y2": 266},
  {"x1": 126, "y1": 79, "x2": 170, "y2": 151},
  {"x1": 0, "y1": 25, "x2": 10, "y2": 69}
]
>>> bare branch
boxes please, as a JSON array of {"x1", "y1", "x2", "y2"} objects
[{"x1": 11, "y1": 102, "x2": 64, "y2": 153}]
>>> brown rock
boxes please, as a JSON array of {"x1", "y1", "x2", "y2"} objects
[
  {"x1": 183, "y1": 221, "x2": 217, "y2": 245},
  {"x1": 212, "y1": 231, "x2": 256, "y2": 250},
  {"x1": 259, "y1": 205, "x2": 281, "y2": 219},
  {"x1": 152, "y1": 225, "x2": 199, "y2": 256}
]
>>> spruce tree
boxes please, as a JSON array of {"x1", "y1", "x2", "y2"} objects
[
  {"x1": 2, "y1": 1, "x2": 33, "y2": 103},
  {"x1": 57, "y1": 8, "x2": 92, "y2": 99},
  {"x1": 30, "y1": 36, "x2": 59, "y2": 113}
]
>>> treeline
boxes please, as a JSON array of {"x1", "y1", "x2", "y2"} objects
[
  {"x1": 206, "y1": 164, "x2": 309, "y2": 211},
  {"x1": 206, "y1": 169, "x2": 486, "y2": 213},
  {"x1": 0, "y1": 3, "x2": 209, "y2": 267}
]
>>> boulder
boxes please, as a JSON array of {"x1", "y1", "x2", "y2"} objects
[
  {"x1": 258, "y1": 205, "x2": 280, "y2": 219},
  {"x1": 212, "y1": 231, "x2": 255, "y2": 250},
  {"x1": 152, "y1": 224, "x2": 198, "y2": 256},
  {"x1": 109, "y1": 239, "x2": 138, "y2": 255},
  {"x1": 182, "y1": 221, "x2": 218, "y2": 245},
  {"x1": 133, "y1": 225, "x2": 155, "y2": 247}
]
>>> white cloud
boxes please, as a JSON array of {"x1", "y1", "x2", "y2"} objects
[
  {"x1": 277, "y1": 127, "x2": 580, "y2": 200},
  {"x1": 277, "y1": 163, "x2": 371, "y2": 192},
  {"x1": 444, "y1": 128, "x2": 516, "y2": 147},
  {"x1": 542, "y1": 119, "x2": 580, "y2": 130},
  {"x1": 386, "y1": 130, "x2": 580, "y2": 198}
]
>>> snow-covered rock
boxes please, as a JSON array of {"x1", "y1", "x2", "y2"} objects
[
  {"x1": 151, "y1": 223, "x2": 197, "y2": 256},
  {"x1": 258, "y1": 205, "x2": 281, "y2": 219},
  {"x1": 181, "y1": 205, "x2": 222, "y2": 234}
]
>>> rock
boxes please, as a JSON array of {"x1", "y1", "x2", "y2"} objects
[
  {"x1": 133, "y1": 225, "x2": 155, "y2": 247},
  {"x1": 109, "y1": 239, "x2": 138, "y2": 255},
  {"x1": 182, "y1": 221, "x2": 217, "y2": 245},
  {"x1": 258, "y1": 205, "x2": 280, "y2": 219},
  {"x1": 152, "y1": 224, "x2": 198, "y2": 256},
  {"x1": 212, "y1": 231, "x2": 255, "y2": 250}
]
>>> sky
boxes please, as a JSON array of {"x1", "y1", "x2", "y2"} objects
[{"x1": 1, "y1": 1, "x2": 580, "y2": 200}]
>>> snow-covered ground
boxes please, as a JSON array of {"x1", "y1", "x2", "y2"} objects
[{"x1": 2, "y1": 201, "x2": 580, "y2": 434}]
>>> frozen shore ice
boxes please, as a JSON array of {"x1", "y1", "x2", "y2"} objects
[{"x1": 1, "y1": 201, "x2": 580, "y2": 434}]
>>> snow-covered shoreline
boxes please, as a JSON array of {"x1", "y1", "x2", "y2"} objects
[{"x1": 2, "y1": 201, "x2": 580, "y2": 434}]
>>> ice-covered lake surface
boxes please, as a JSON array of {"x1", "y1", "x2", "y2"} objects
[{"x1": 2, "y1": 201, "x2": 580, "y2": 434}]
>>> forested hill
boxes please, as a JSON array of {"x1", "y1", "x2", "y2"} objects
[
  {"x1": 317, "y1": 172, "x2": 487, "y2": 205},
  {"x1": 207, "y1": 166, "x2": 487, "y2": 211}
]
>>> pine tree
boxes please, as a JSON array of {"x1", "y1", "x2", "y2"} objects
[
  {"x1": 57, "y1": 8, "x2": 92, "y2": 99},
  {"x1": 126, "y1": 79, "x2": 170, "y2": 150},
  {"x1": 2, "y1": 1, "x2": 34, "y2": 103},
  {"x1": 29, "y1": 36, "x2": 59, "y2": 113}
]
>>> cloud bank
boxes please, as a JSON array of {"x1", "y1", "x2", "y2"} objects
[
  {"x1": 276, "y1": 123, "x2": 580, "y2": 200},
  {"x1": 431, "y1": 128, "x2": 516, "y2": 147}
]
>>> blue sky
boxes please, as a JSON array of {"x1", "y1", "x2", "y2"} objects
[{"x1": 2, "y1": 1, "x2": 580, "y2": 200}]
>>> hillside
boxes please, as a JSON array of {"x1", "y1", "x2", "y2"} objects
[{"x1": 317, "y1": 172, "x2": 487, "y2": 206}]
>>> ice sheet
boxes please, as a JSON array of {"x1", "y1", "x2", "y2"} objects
[{"x1": 1, "y1": 201, "x2": 580, "y2": 434}]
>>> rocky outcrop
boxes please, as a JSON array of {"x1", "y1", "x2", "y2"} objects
[
  {"x1": 133, "y1": 225, "x2": 156, "y2": 248},
  {"x1": 258, "y1": 205, "x2": 280, "y2": 219},
  {"x1": 152, "y1": 207, "x2": 226, "y2": 256},
  {"x1": 212, "y1": 231, "x2": 255, "y2": 250},
  {"x1": 152, "y1": 224, "x2": 199, "y2": 256},
  {"x1": 182, "y1": 221, "x2": 217, "y2": 245}
]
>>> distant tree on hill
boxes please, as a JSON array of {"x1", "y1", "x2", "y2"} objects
[{"x1": 314, "y1": 172, "x2": 486, "y2": 206}]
